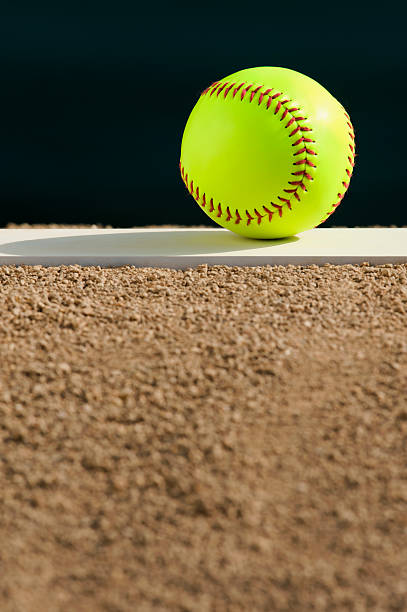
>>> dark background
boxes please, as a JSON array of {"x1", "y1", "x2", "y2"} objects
[{"x1": 0, "y1": 4, "x2": 405, "y2": 227}]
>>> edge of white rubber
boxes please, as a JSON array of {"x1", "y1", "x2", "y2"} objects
[{"x1": 0, "y1": 228, "x2": 406, "y2": 268}]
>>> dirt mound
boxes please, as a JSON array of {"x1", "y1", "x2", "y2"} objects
[{"x1": 1, "y1": 228, "x2": 406, "y2": 611}]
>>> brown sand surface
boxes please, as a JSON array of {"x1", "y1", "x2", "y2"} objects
[{"x1": 1, "y1": 225, "x2": 407, "y2": 611}]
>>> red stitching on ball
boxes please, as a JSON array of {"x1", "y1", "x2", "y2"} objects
[
  {"x1": 250, "y1": 85, "x2": 262, "y2": 102},
  {"x1": 201, "y1": 81, "x2": 219, "y2": 96},
  {"x1": 273, "y1": 202, "x2": 286, "y2": 214},
  {"x1": 224, "y1": 83, "x2": 236, "y2": 99},
  {"x1": 216, "y1": 82, "x2": 228, "y2": 97},
  {"x1": 292, "y1": 136, "x2": 314, "y2": 146},
  {"x1": 217, "y1": 203, "x2": 222, "y2": 217},
  {"x1": 293, "y1": 146, "x2": 307, "y2": 156},
  {"x1": 233, "y1": 83, "x2": 244, "y2": 97},
  {"x1": 289, "y1": 125, "x2": 301, "y2": 137},
  {"x1": 277, "y1": 196, "x2": 291, "y2": 205},
  {"x1": 209, "y1": 198, "x2": 215, "y2": 213},
  {"x1": 292, "y1": 170, "x2": 313, "y2": 180},
  {"x1": 246, "y1": 210, "x2": 254, "y2": 225},
  {"x1": 240, "y1": 84, "x2": 253, "y2": 101},
  {"x1": 319, "y1": 112, "x2": 356, "y2": 224},
  {"x1": 254, "y1": 208, "x2": 265, "y2": 224},
  {"x1": 287, "y1": 180, "x2": 308, "y2": 191},
  {"x1": 263, "y1": 206, "x2": 274, "y2": 221},
  {"x1": 259, "y1": 87, "x2": 273, "y2": 108},
  {"x1": 293, "y1": 159, "x2": 316, "y2": 167}
]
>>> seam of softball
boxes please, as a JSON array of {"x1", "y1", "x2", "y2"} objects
[
  {"x1": 317, "y1": 111, "x2": 356, "y2": 225},
  {"x1": 180, "y1": 79, "x2": 318, "y2": 227}
]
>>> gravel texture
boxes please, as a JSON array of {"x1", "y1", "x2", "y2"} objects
[{"x1": 1, "y1": 226, "x2": 407, "y2": 611}]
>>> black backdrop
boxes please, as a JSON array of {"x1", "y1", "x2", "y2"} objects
[{"x1": 1, "y1": 4, "x2": 405, "y2": 227}]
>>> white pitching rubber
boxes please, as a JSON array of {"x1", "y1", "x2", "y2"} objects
[{"x1": 0, "y1": 228, "x2": 405, "y2": 268}]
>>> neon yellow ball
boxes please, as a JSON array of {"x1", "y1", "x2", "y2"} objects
[{"x1": 180, "y1": 66, "x2": 356, "y2": 239}]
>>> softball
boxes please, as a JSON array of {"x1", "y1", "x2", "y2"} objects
[{"x1": 180, "y1": 66, "x2": 356, "y2": 239}]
